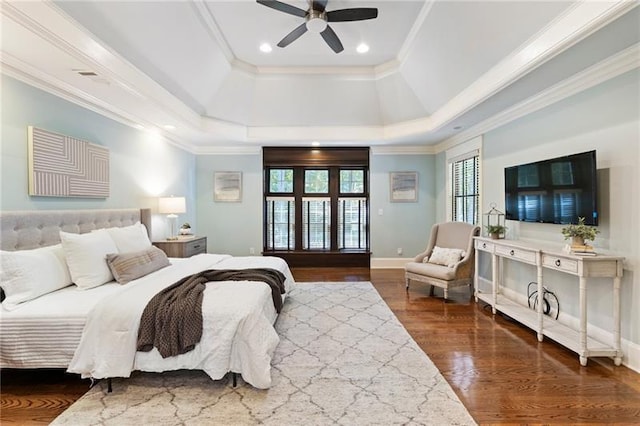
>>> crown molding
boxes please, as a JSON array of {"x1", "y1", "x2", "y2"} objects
[
  {"x1": 193, "y1": 145, "x2": 262, "y2": 155},
  {"x1": 396, "y1": 0, "x2": 436, "y2": 62},
  {"x1": 436, "y1": 43, "x2": 640, "y2": 154},
  {"x1": 0, "y1": 55, "x2": 198, "y2": 155},
  {"x1": 371, "y1": 145, "x2": 435, "y2": 156},
  {"x1": 190, "y1": 0, "x2": 236, "y2": 63},
  {"x1": 2, "y1": 0, "x2": 203, "y2": 130},
  {"x1": 425, "y1": 0, "x2": 638, "y2": 136}
]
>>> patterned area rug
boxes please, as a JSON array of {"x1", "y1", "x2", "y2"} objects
[{"x1": 52, "y1": 282, "x2": 476, "y2": 425}]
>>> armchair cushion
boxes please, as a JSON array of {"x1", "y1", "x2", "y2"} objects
[
  {"x1": 425, "y1": 246, "x2": 465, "y2": 267},
  {"x1": 406, "y1": 261, "x2": 457, "y2": 280}
]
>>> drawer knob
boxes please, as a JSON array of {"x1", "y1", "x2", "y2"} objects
[
  {"x1": 510, "y1": 250, "x2": 515, "y2": 256},
  {"x1": 555, "y1": 259, "x2": 561, "y2": 267},
  {"x1": 193, "y1": 245, "x2": 201, "y2": 249},
  {"x1": 482, "y1": 243, "x2": 487, "y2": 249}
]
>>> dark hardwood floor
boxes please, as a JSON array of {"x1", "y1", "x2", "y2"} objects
[{"x1": 2, "y1": 268, "x2": 639, "y2": 425}]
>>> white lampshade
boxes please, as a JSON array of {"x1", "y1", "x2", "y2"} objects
[{"x1": 158, "y1": 196, "x2": 186, "y2": 214}]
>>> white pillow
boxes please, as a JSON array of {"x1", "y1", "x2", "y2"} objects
[
  {"x1": 426, "y1": 246, "x2": 465, "y2": 268},
  {"x1": 0, "y1": 244, "x2": 72, "y2": 310},
  {"x1": 101, "y1": 222, "x2": 151, "y2": 253},
  {"x1": 60, "y1": 229, "x2": 118, "y2": 289}
]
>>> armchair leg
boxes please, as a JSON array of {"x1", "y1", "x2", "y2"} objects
[
  {"x1": 429, "y1": 285, "x2": 435, "y2": 297},
  {"x1": 443, "y1": 288, "x2": 448, "y2": 300},
  {"x1": 405, "y1": 278, "x2": 410, "y2": 291}
]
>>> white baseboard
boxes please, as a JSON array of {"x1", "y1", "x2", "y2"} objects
[{"x1": 371, "y1": 257, "x2": 409, "y2": 269}]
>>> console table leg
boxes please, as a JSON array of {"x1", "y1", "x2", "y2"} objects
[
  {"x1": 580, "y1": 356, "x2": 588, "y2": 366},
  {"x1": 579, "y1": 276, "x2": 588, "y2": 364},
  {"x1": 613, "y1": 275, "x2": 622, "y2": 366}
]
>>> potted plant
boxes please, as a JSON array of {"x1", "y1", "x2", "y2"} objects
[
  {"x1": 561, "y1": 217, "x2": 599, "y2": 246},
  {"x1": 486, "y1": 224, "x2": 506, "y2": 240},
  {"x1": 179, "y1": 222, "x2": 192, "y2": 235}
]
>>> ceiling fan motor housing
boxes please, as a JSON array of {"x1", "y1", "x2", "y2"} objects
[{"x1": 306, "y1": 10, "x2": 327, "y2": 33}]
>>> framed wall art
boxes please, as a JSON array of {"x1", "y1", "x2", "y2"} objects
[
  {"x1": 27, "y1": 126, "x2": 110, "y2": 198},
  {"x1": 214, "y1": 171, "x2": 242, "y2": 202},
  {"x1": 390, "y1": 171, "x2": 418, "y2": 202}
]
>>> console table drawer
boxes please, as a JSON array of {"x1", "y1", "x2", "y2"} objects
[
  {"x1": 495, "y1": 245, "x2": 537, "y2": 263},
  {"x1": 475, "y1": 240, "x2": 494, "y2": 252},
  {"x1": 542, "y1": 255, "x2": 578, "y2": 274}
]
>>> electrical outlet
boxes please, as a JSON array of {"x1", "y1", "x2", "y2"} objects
[
  {"x1": 249, "y1": 247, "x2": 255, "y2": 255},
  {"x1": 397, "y1": 247, "x2": 403, "y2": 256}
]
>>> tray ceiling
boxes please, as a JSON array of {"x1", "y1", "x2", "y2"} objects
[{"x1": 1, "y1": 1, "x2": 638, "y2": 152}]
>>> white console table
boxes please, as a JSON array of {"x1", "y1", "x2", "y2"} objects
[{"x1": 473, "y1": 236, "x2": 624, "y2": 366}]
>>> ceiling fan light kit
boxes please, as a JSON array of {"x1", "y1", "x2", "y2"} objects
[{"x1": 256, "y1": 0, "x2": 378, "y2": 54}]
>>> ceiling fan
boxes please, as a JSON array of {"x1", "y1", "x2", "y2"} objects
[{"x1": 256, "y1": 0, "x2": 378, "y2": 53}]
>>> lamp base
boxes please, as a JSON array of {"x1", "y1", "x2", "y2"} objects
[{"x1": 166, "y1": 214, "x2": 178, "y2": 240}]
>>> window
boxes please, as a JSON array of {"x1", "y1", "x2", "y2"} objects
[
  {"x1": 450, "y1": 154, "x2": 480, "y2": 224},
  {"x1": 266, "y1": 197, "x2": 294, "y2": 249},
  {"x1": 303, "y1": 197, "x2": 330, "y2": 249},
  {"x1": 263, "y1": 147, "x2": 369, "y2": 256},
  {"x1": 269, "y1": 169, "x2": 293, "y2": 193},
  {"x1": 340, "y1": 170, "x2": 364, "y2": 193},
  {"x1": 338, "y1": 197, "x2": 367, "y2": 249},
  {"x1": 304, "y1": 170, "x2": 328, "y2": 193}
]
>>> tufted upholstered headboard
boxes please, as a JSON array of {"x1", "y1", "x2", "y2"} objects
[{"x1": 0, "y1": 208, "x2": 152, "y2": 251}]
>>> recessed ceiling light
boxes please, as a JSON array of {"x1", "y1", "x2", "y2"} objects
[
  {"x1": 163, "y1": 124, "x2": 176, "y2": 130},
  {"x1": 259, "y1": 43, "x2": 272, "y2": 53},
  {"x1": 311, "y1": 141, "x2": 320, "y2": 147},
  {"x1": 356, "y1": 43, "x2": 369, "y2": 54}
]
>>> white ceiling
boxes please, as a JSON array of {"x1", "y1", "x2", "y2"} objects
[{"x1": 1, "y1": 1, "x2": 638, "y2": 153}]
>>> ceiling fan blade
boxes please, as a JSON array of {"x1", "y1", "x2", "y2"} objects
[
  {"x1": 312, "y1": 0, "x2": 328, "y2": 12},
  {"x1": 256, "y1": 0, "x2": 307, "y2": 18},
  {"x1": 277, "y1": 22, "x2": 308, "y2": 48},
  {"x1": 327, "y1": 8, "x2": 378, "y2": 22},
  {"x1": 320, "y1": 25, "x2": 344, "y2": 53}
]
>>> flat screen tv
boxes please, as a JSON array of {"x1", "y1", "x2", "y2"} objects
[{"x1": 504, "y1": 150, "x2": 598, "y2": 225}]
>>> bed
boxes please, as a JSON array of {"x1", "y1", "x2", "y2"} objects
[{"x1": 0, "y1": 208, "x2": 295, "y2": 389}]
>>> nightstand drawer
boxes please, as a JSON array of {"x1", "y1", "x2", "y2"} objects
[
  {"x1": 184, "y1": 238, "x2": 207, "y2": 257},
  {"x1": 153, "y1": 236, "x2": 207, "y2": 258}
]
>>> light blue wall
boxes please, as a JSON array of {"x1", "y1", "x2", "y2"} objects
[
  {"x1": 195, "y1": 154, "x2": 263, "y2": 255},
  {"x1": 476, "y1": 70, "x2": 639, "y2": 348},
  {"x1": 195, "y1": 152, "x2": 437, "y2": 258},
  {"x1": 370, "y1": 153, "x2": 436, "y2": 258},
  {"x1": 0, "y1": 76, "x2": 196, "y2": 241}
]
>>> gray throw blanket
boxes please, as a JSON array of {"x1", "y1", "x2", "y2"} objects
[{"x1": 136, "y1": 268, "x2": 286, "y2": 358}]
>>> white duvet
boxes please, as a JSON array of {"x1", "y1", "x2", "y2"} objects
[{"x1": 67, "y1": 254, "x2": 294, "y2": 389}]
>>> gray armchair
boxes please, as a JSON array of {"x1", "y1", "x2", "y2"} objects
[{"x1": 405, "y1": 221, "x2": 480, "y2": 300}]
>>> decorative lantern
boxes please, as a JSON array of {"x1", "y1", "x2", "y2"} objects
[{"x1": 483, "y1": 203, "x2": 506, "y2": 239}]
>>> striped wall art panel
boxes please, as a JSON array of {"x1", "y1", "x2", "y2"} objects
[{"x1": 27, "y1": 126, "x2": 110, "y2": 198}]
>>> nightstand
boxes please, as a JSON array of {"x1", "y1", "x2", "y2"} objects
[{"x1": 153, "y1": 236, "x2": 207, "y2": 258}]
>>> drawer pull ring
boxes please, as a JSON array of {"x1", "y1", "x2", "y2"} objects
[
  {"x1": 510, "y1": 250, "x2": 515, "y2": 256},
  {"x1": 555, "y1": 259, "x2": 561, "y2": 267}
]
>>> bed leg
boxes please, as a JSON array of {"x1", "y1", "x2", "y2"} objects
[
  {"x1": 89, "y1": 377, "x2": 113, "y2": 393},
  {"x1": 232, "y1": 372, "x2": 237, "y2": 387}
]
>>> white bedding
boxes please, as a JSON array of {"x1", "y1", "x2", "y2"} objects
[
  {"x1": 0, "y1": 283, "x2": 122, "y2": 368},
  {"x1": 1, "y1": 253, "x2": 294, "y2": 389}
]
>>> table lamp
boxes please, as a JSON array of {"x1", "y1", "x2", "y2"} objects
[{"x1": 158, "y1": 196, "x2": 186, "y2": 240}]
